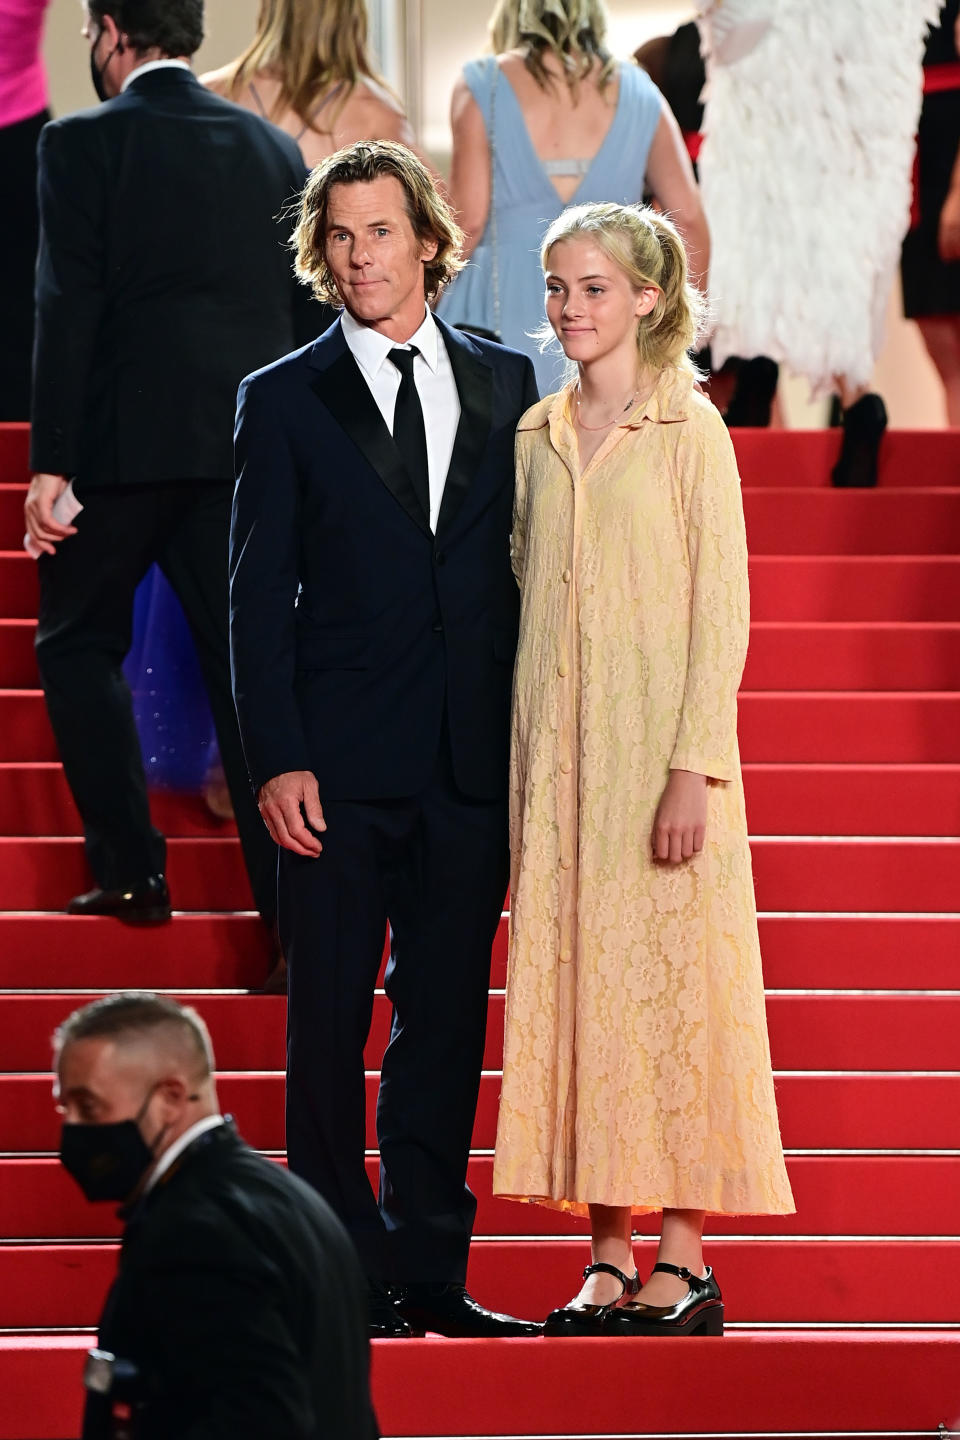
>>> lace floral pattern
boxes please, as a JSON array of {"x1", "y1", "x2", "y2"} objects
[{"x1": 494, "y1": 368, "x2": 795, "y2": 1217}]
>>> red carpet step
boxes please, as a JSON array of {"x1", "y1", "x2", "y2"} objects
[
  {"x1": 3, "y1": 1330, "x2": 958, "y2": 1440},
  {"x1": 748, "y1": 554, "x2": 960, "y2": 620},
  {"x1": 5, "y1": 760, "x2": 960, "y2": 837},
  {"x1": 2, "y1": 991, "x2": 957, "y2": 1074},
  {"x1": 1, "y1": 1237, "x2": 958, "y2": 1328},
  {"x1": 1, "y1": 913, "x2": 957, "y2": 992},
  {"x1": 7, "y1": 687, "x2": 960, "y2": 763},
  {"x1": 732, "y1": 427, "x2": 960, "y2": 489},
  {"x1": 7, "y1": 618, "x2": 960, "y2": 689},
  {"x1": 5, "y1": 482, "x2": 960, "y2": 556},
  {"x1": 2, "y1": 834, "x2": 957, "y2": 912},
  {"x1": 3, "y1": 1071, "x2": 959, "y2": 1156},
  {"x1": 6, "y1": 550, "x2": 960, "y2": 621},
  {"x1": 1, "y1": 1156, "x2": 955, "y2": 1250},
  {"x1": 742, "y1": 621, "x2": 960, "y2": 689}
]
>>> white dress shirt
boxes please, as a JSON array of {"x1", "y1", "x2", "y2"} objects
[
  {"x1": 121, "y1": 59, "x2": 193, "y2": 93},
  {"x1": 144, "y1": 1113, "x2": 225, "y2": 1193},
  {"x1": 340, "y1": 307, "x2": 461, "y2": 534}
]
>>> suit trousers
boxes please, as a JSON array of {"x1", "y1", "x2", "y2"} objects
[
  {"x1": 281, "y1": 726, "x2": 509, "y2": 1284},
  {"x1": 34, "y1": 481, "x2": 277, "y2": 923}
]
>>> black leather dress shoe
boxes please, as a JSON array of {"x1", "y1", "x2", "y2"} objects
[
  {"x1": 604, "y1": 1262, "x2": 724, "y2": 1336},
  {"x1": 544, "y1": 1261, "x2": 640, "y2": 1336},
  {"x1": 395, "y1": 1283, "x2": 541, "y2": 1337},
  {"x1": 67, "y1": 875, "x2": 171, "y2": 925},
  {"x1": 367, "y1": 1281, "x2": 414, "y2": 1339}
]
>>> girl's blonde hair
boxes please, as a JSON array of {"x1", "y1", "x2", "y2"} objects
[
  {"x1": 222, "y1": 0, "x2": 392, "y2": 134},
  {"x1": 488, "y1": 0, "x2": 616, "y2": 94},
  {"x1": 541, "y1": 202, "x2": 706, "y2": 373}
]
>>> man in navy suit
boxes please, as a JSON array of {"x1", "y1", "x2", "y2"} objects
[{"x1": 230, "y1": 142, "x2": 540, "y2": 1338}]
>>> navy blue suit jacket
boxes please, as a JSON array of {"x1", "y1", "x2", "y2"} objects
[{"x1": 230, "y1": 316, "x2": 538, "y2": 802}]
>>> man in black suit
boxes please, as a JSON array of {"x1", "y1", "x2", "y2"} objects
[
  {"x1": 54, "y1": 992, "x2": 377, "y2": 1439},
  {"x1": 230, "y1": 141, "x2": 540, "y2": 1338},
  {"x1": 24, "y1": 0, "x2": 319, "y2": 954}
]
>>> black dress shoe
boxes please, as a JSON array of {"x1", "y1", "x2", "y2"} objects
[
  {"x1": 367, "y1": 1281, "x2": 414, "y2": 1339},
  {"x1": 395, "y1": 1282, "x2": 541, "y2": 1337},
  {"x1": 543, "y1": 1261, "x2": 640, "y2": 1336},
  {"x1": 831, "y1": 392, "x2": 887, "y2": 488},
  {"x1": 67, "y1": 875, "x2": 171, "y2": 925},
  {"x1": 604, "y1": 1262, "x2": 724, "y2": 1336}
]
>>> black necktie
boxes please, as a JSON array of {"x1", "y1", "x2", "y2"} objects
[{"x1": 388, "y1": 346, "x2": 430, "y2": 527}]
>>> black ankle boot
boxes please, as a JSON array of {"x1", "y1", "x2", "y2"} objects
[
  {"x1": 831, "y1": 392, "x2": 887, "y2": 488},
  {"x1": 724, "y1": 357, "x2": 779, "y2": 428}
]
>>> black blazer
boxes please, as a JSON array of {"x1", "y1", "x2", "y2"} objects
[
  {"x1": 230, "y1": 317, "x2": 538, "y2": 802},
  {"x1": 30, "y1": 67, "x2": 321, "y2": 489},
  {"x1": 83, "y1": 1124, "x2": 378, "y2": 1440}
]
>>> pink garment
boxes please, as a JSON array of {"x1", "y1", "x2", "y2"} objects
[{"x1": 0, "y1": 0, "x2": 51, "y2": 128}]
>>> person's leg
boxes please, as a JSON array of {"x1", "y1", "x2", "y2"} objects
[
  {"x1": 280, "y1": 797, "x2": 400, "y2": 1282},
  {"x1": 565, "y1": 1205, "x2": 636, "y2": 1306},
  {"x1": 158, "y1": 484, "x2": 278, "y2": 927},
  {"x1": 917, "y1": 315, "x2": 960, "y2": 426},
  {"x1": 378, "y1": 741, "x2": 509, "y2": 1286},
  {"x1": 637, "y1": 1207, "x2": 707, "y2": 1305},
  {"x1": 35, "y1": 486, "x2": 165, "y2": 889}
]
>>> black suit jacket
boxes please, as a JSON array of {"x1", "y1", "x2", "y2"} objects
[
  {"x1": 83, "y1": 1124, "x2": 377, "y2": 1440},
  {"x1": 230, "y1": 316, "x2": 538, "y2": 802},
  {"x1": 31, "y1": 67, "x2": 321, "y2": 489}
]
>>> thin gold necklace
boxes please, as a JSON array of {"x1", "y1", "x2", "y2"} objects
[{"x1": 575, "y1": 382, "x2": 643, "y2": 432}]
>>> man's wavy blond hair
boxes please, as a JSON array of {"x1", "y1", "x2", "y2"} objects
[{"x1": 293, "y1": 141, "x2": 466, "y2": 305}]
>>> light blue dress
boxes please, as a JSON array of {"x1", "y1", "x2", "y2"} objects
[{"x1": 438, "y1": 57, "x2": 663, "y2": 395}]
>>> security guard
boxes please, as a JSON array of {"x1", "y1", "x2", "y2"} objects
[{"x1": 54, "y1": 992, "x2": 378, "y2": 1440}]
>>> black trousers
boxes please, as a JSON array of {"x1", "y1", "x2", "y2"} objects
[
  {"x1": 35, "y1": 481, "x2": 277, "y2": 923},
  {"x1": 0, "y1": 108, "x2": 48, "y2": 421},
  {"x1": 281, "y1": 729, "x2": 508, "y2": 1285}
]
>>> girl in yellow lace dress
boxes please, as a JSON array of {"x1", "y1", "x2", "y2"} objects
[{"x1": 495, "y1": 202, "x2": 794, "y2": 1337}]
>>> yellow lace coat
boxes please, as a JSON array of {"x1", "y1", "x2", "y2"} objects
[{"x1": 494, "y1": 367, "x2": 795, "y2": 1217}]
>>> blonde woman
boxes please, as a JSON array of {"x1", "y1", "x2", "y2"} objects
[
  {"x1": 496, "y1": 202, "x2": 794, "y2": 1335},
  {"x1": 437, "y1": 0, "x2": 708, "y2": 393},
  {"x1": 202, "y1": 0, "x2": 418, "y2": 169}
]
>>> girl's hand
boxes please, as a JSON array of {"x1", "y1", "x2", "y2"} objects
[{"x1": 651, "y1": 769, "x2": 708, "y2": 863}]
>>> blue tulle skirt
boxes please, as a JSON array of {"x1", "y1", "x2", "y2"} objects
[{"x1": 123, "y1": 566, "x2": 218, "y2": 791}]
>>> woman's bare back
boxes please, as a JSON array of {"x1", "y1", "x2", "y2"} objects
[
  {"x1": 201, "y1": 67, "x2": 414, "y2": 167},
  {"x1": 497, "y1": 51, "x2": 621, "y2": 203}
]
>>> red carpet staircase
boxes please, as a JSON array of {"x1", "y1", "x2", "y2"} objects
[{"x1": 0, "y1": 421, "x2": 958, "y2": 1438}]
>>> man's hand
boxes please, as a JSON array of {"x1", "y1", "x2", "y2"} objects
[
  {"x1": 651, "y1": 769, "x2": 708, "y2": 863},
  {"x1": 24, "y1": 473, "x2": 78, "y2": 555},
  {"x1": 258, "y1": 771, "x2": 326, "y2": 857}
]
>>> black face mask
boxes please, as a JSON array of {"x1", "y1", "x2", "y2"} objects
[
  {"x1": 89, "y1": 28, "x2": 121, "y2": 103},
  {"x1": 60, "y1": 1087, "x2": 168, "y2": 1203}
]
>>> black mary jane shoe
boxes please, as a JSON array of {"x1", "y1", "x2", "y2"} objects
[
  {"x1": 543, "y1": 1261, "x2": 640, "y2": 1337},
  {"x1": 604, "y1": 1262, "x2": 724, "y2": 1337}
]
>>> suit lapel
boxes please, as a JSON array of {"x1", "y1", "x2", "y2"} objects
[
  {"x1": 308, "y1": 326, "x2": 432, "y2": 537},
  {"x1": 436, "y1": 321, "x2": 493, "y2": 544}
]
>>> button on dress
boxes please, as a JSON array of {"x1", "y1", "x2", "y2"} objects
[{"x1": 494, "y1": 367, "x2": 795, "y2": 1218}]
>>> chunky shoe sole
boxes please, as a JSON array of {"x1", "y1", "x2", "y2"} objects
[{"x1": 606, "y1": 1300, "x2": 724, "y2": 1337}]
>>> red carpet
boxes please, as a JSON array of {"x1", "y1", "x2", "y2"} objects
[{"x1": 1, "y1": 418, "x2": 958, "y2": 1438}]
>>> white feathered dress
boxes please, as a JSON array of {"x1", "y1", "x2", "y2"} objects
[{"x1": 697, "y1": 0, "x2": 941, "y2": 395}]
